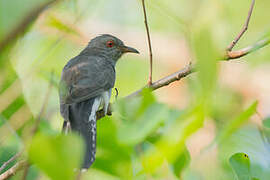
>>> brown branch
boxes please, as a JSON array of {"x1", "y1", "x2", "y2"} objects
[
  {"x1": 141, "y1": 0, "x2": 154, "y2": 85},
  {"x1": 0, "y1": 161, "x2": 27, "y2": 180},
  {"x1": 224, "y1": 37, "x2": 270, "y2": 60},
  {"x1": 0, "y1": 152, "x2": 22, "y2": 173},
  {"x1": 227, "y1": 0, "x2": 255, "y2": 51},
  {"x1": 0, "y1": 0, "x2": 59, "y2": 52},
  {"x1": 96, "y1": 35, "x2": 270, "y2": 120},
  {"x1": 96, "y1": 0, "x2": 265, "y2": 121},
  {"x1": 126, "y1": 63, "x2": 194, "y2": 99}
]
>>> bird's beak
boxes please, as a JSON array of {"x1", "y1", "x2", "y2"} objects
[{"x1": 119, "y1": 45, "x2": 139, "y2": 54}]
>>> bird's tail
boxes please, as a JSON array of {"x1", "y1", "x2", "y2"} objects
[
  {"x1": 62, "y1": 121, "x2": 70, "y2": 134},
  {"x1": 68, "y1": 98, "x2": 99, "y2": 169}
]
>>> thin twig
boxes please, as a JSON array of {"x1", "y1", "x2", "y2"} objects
[
  {"x1": 0, "y1": 152, "x2": 22, "y2": 173},
  {"x1": 0, "y1": 2, "x2": 89, "y2": 179},
  {"x1": 0, "y1": 0, "x2": 59, "y2": 52},
  {"x1": 95, "y1": 0, "x2": 265, "y2": 118},
  {"x1": 141, "y1": 0, "x2": 153, "y2": 85},
  {"x1": 95, "y1": 35, "x2": 270, "y2": 120},
  {"x1": 227, "y1": 0, "x2": 255, "y2": 51},
  {"x1": 0, "y1": 161, "x2": 27, "y2": 180},
  {"x1": 224, "y1": 37, "x2": 270, "y2": 60},
  {"x1": 126, "y1": 63, "x2": 194, "y2": 98}
]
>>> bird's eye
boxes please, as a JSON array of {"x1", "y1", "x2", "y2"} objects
[{"x1": 106, "y1": 40, "x2": 114, "y2": 48}]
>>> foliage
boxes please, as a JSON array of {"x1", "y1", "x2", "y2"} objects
[
  {"x1": 28, "y1": 133, "x2": 84, "y2": 180},
  {"x1": 229, "y1": 153, "x2": 259, "y2": 180},
  {"x1": 1, "y1": 0, "x2": 270, "y2": 179}
]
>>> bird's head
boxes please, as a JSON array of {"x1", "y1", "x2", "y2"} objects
[{"x1": 86, "y1": 34, "x2": 139, "y2": 61}]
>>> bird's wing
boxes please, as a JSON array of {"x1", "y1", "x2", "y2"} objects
[{"x1": 59, "y1": 55, "x2": 115, "y2": 105}]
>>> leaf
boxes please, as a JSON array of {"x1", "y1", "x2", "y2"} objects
[
  {"x1": 193, "y1": 27, "x2": 219, "y2": 100},
  {"x1": 0, "y1": 0, "x2": 53, "y2": 53},
  {"x1": 46, "y1": 15, "x2": 80, "y2": 36},
  {"x1": 0, "y1": 0, "x2": 50, "y2": 40},
  {"x1": 28, "y1": 133, "x2": 84, "y2": 180},
  {"x1": 117, "y1": 103, "x2": 169, "y2": 145},
  {"x1": 137, "y1": 88, "x2": 156, "y2": 113},
  {"x1": 172, "y1": 146, "x2": 190, "y2": 178},
  {"x1": 95, "y1": 117, "x2": 133, "y2": 178},
  {"x1": 262, "y1": 117, "x2": 270, "y2": 129},
  {"x1": 142, "y1": 105, "x2": 204, "y2": 173},
  {"x1": 116, "y1": 89, "x2": 169, "y2": 145},
  {"x1": 114, "y1": 89, "x2": 163, "y2": 145},
  {"x1": 229, "y1": 153, "x2": 252, "y2": 180},
  {"x1": 218, "y1": 101, "x2": 258, "y2": 143}
]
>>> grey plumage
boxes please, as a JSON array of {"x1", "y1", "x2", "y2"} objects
[{"x1": 59, "y1": 34, "x2": 139, "y2": 169}]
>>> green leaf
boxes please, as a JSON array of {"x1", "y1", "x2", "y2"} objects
[
  {"x1": 95, "y1": 117, "x2": 133, "y2": 178},
  {"x1": 117, "y1": 103, "x2": 169, "y2": 145},
  {"x1": 218, "y1": 101, "x2": 258, "y2": 143},
  {"x1": 46, "y1": 15, "x2": 80, "y2": 35},
  {"x1": 142, "y1": 105, "x2": 204, "y2": 173},
  {"x1": 115, "y1": 89, "x2": 169, "y2": 145},
  {"x1": 28, "y1": 133, "x2": 84, "y2": 180},
  {"x1": 229, "y1": 153, "x2": 252, "y2": 180},
  {"x1": 172, "y1": 146, "x2": 190, "y2": 178},
  {"x1": 193, "y1": 27, "x2": 219, "y2": 100},
  {"x1": 262, "y1": 117, "x2": 270, "y2": 129},
  {"x1": 135, "y1": 88, "x2": 156, "y2": 117},
  {"x1": 0, "y1": 0, "x2": 50, "y2": 40}
]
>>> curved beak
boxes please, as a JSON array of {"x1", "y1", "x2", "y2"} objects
[{"x1": 119, "y1": 45, "x2": 139, "y2": 54}]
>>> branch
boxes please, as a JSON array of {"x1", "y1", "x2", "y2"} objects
[
  {"x1": 126, "y1": 63, "x2": 194, "y2": 99},
  {"x1": 227, "y1": 0, "x2": 255, "y2": 51},
  {"x1": 96, "y1": 36, "x2": 270, "y2": 120},
  {"x1": 0, "y1": 152, "x2": 22, "y2": 173},
  {"x1": 0, "y1": 0, "x2": 59, "y2": 52},
  {"x1": 96, "y1": 0, "x2": 268, "y2": 122},
  {"x1": 0, "y1": 161, "x2": 27, "y2": 180},
  {"x1": 0, "y1": 72, "x2": 55, "y2": 180},
  {"x1": 224, "y1": 37, "x2": 270, "y2": 60},
  {"x1": 141, "y1": 0, "x2": 154, "y2": 85}
]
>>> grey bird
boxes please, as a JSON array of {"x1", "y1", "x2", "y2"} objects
[{"x1": 59, "y1": 34, "x2": 139, "y2": 169}]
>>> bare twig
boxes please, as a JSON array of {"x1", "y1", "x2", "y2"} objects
[
  {"x1": 141, "y1": 0, "x2": 154, "y2": 85},
  {"x1": 0, "y1": 56, "x2": 56, "y2": 180},
  {"x1": 0, "y1": 161, "x2": 27, "y2": 180},
  {"x1": 225, "y1": 37, "x2": 270, "y2": 60},
  {"x1": 126, "y1": 63, "x2": 194, "y2": 98},
  {"x1": 95, "y1": 35, "x2": 270, "y2": 120},
  {"x1": 0, "y1": 0, "x2": 59, "y2": 52},
  {"x1": 227, "y1": 0, "x2": 255, "y2": 51},
  {"x1": 95, "y1": 0, "x2": 267, "y2": 120},
  {"x1": 0, "y1": 152, "x2": 22, "y2": 173}
]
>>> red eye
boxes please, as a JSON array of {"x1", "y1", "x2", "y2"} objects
[{"x1": 106, "y1": 40, "x2": 114, "y2": 48}]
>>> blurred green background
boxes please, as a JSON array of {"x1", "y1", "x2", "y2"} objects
[{"x1": 1, "y1": 0, "x2": 270, "y2": 179}]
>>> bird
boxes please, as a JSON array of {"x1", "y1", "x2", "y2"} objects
[{"x1": 59, "y1": 34, "x2": 139, "y2": 170}]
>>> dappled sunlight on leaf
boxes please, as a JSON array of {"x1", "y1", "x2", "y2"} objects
[{"x1": 28, "y1": 133, "x2": 84, "y2": 180}]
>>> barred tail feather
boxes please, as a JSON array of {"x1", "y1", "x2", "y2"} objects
[
  {"x1": 68, "y1": 97, "x2": 101, "y2": 169},
  {"x1": 61, "y1": 121, "x2": 68, "y2": 134}
]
